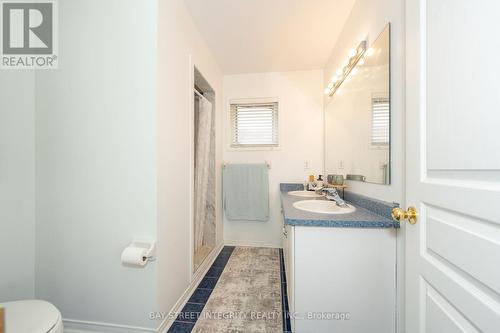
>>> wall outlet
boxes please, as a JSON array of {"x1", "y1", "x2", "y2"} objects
[
  {"x1": 304, "y1": 160, "x2": 310, "y2": 169},
  {"x1": 339, "y1": 160, "x2": 344, "y2": 169}
]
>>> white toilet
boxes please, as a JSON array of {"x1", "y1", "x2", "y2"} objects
[{"x1": 0, "y1": 300, "x2": 63, "y2": 333}]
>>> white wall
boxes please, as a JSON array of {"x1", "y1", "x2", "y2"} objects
[
  {"x1": 0, "y1": 0, "x2": 223, "y2": 329},
  {"x1": 0, "y1": 72, "x2": 35, "y2": 301},
  {"x1": 323, "y1": 0, "x2": 405, "y2": 204},
  {"x1": 223, "y1": 71, "x2": 324, "y2": 248},
  {"x1": 35, "y1": 0, "x2": 159, "y2": 329},
  {"x1": 322, "y1": 0, "x2": 405, "y2": 331},
  {"x1": 157, "y1": 0, "x2": 224, "y2": 321}
]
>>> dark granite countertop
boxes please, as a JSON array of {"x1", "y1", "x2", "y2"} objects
[{"x1": 280, "y1": 183, "x2": 399, "y2": 229}]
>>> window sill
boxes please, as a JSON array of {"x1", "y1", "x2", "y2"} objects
[
  {"x1": 226, "y1": 145, "x2": 281, "y2": 152},
  {"x1": 368, "y1": 145, "x2": 389, "y2": 150}
]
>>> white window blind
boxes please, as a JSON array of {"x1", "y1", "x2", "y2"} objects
[
  {"x1": 230, "y1": 102, "x2": 279, "y2": 147},
  {"x1": 371, "y1": 97, "x2": 390, "y2": 146}
]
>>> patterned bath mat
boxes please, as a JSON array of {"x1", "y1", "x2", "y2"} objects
[{"x1": 192, "y1": 247, "x2": 282, "y2": 332}]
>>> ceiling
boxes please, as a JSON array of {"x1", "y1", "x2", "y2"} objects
[{"x1": 184, "y1": 0, "x2": 356, "y2": 74}]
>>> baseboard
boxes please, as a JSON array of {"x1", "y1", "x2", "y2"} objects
[
  {"x1": 156, "y1": 241, "x2": 224, "y2": 333},
  {"x1": 224, "y1": 239, "x2": 282, "y2": 249},
  {"x1": 63, "y1": 242, "x2": 225, "y2": 333},
  {"x1": 63, "y1": 318, "x2": 156, "y2": 333}
]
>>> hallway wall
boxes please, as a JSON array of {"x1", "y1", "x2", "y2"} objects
[
  {"x1": 0, "y1": 72, "x2": 35, "y2": 302},
  {"x1": 34, "y1": 0, "x2": 158, "y2": 329},
  {"x1": 157, "y1": 0, "x2": 224, "y2": 324},
  {"x1": 1, "y1": 1, "x2": 223, "y2": 330}
]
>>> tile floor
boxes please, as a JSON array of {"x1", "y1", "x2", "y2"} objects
[{"x1": 279, "y1": 248, "x2": 292, "y2": 333}]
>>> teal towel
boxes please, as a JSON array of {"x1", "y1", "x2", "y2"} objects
[{"x1": 223, "y1": 164, "x2": 269, "y2": 222}]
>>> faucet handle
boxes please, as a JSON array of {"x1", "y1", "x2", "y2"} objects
[
  {"x1": 323, "y1": 187, "x2": 339, "y2": 196},
  {"x1": 324, "y1": 188, "x2": 348, "y2": 207},
  {"x1": 314, "y1": 186, "x2": 325, "y2": 194}
]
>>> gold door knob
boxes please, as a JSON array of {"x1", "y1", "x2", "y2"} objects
[{"x1": 392, "y1": 207, "x2": 418, "y2": 225}]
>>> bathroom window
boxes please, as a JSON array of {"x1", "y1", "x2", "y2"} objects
[
  {"x1": 229, "y1": 101, "x2": 279, "y2": 148},
  {"x1": 371, "y1": 96, "x2": 390, "y2": 146}
]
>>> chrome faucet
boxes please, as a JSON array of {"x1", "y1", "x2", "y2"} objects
[{"x1": 322, "y1": 188, "x2": 348, "y2": 207}]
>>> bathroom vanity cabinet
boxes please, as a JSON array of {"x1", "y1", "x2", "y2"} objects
[{"x1": 282, "y1": 224, "x2": 396, "y2": 333}]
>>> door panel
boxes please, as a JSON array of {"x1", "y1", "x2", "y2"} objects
[
  {"x1": 406, "y1": 0, "x2": 500, "y2": 332},
  {"x1": 425, "y1": 283, "x2": 480, "y2": 333},
  {"x1": 426, "y1": 0, "x2": 500, "y2": 170},
  {"x1": 426, "y1": 206, "x2": 500, "y2": 294},
  {"x1": 421, "y1": 255, "x2": 500, "y2": 332}
]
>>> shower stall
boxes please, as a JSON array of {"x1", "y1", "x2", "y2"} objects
[{"x1": 193, "y1": 68, "x2": 216, "y2": 272}]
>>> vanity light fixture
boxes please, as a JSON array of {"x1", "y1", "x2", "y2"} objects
[
  {"x1": 324, "y1": 40, "x2": 367, "y2": 96},
  {"x1": 365, "y1": 47, "x2": 375, "y2": 56}
]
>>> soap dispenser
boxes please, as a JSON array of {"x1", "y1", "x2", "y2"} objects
[{"x1": 316, "y1": 175, "x2": 324, "y2": 188}]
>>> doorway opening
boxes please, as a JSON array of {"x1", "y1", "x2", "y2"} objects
[{"x1": 193, "y1": 67, "x2": 216, "y2": 272}]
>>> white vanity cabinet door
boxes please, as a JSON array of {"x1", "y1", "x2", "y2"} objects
[
  {"x1": 282, "y1": 225, "x2": 288, "y2": 270},
  {"x1": 283, "y1": 225, "x2": 295, "y2": 331},
  {"x1": 293, "y1": 226, "x2": 396, "y2": 333}
]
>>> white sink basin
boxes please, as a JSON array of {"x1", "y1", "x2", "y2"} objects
[
  {"x1": 293, "y1": 200, "x2": 356, "y2": 215},
  {"x1": 288, "y1": 191, "x2": 325, "y2": 198}
]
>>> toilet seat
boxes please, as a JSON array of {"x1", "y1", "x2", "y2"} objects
[{"x1": 0, "y1": 300, "x2": 63, "y2": 333}]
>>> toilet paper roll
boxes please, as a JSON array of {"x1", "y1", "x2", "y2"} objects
[{"x1": 121, "y1": 247, "x2": 148, "y2": 266}]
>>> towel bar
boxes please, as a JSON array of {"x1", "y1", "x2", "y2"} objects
[{"x1": 223, "y1": 161, "x2": 271, "y2": 169}]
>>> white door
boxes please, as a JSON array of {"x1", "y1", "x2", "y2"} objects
[{"x1": 405, "y1": 1, "x2": 500, "y2": 332}]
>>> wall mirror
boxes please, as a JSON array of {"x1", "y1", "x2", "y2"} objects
[{"x1": 325, "y1": 24, "x2": 391, "y2": 185}]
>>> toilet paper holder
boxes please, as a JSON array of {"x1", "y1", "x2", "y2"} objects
[
  {"x1": 133, "y1": 239, "x2": 156, "y2": 261},
  {"x1": 122, "y1": 239, "x2": 156, "y2": 266}
]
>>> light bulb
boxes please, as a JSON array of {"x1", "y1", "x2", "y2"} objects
[
  {"x1": 366, "y1": 48, "x2": 375, "y2": 56},
  {"x1": 336, "y1": 68, "x2": 343, "y2": 76},
  {"x1": 331, "y1": 75, "x2": 338, "y2": 83},
  {"x1": 328, "y1": 82, "x2": 334, "y2": 89},
  {"x1": 351, "y1": 68, "x2": 359, "y2": 75},
  {"x1": 357, "y1": 58, "x2": 365, "y2": 66},
  {"x1": 324, "y1": 88, "x2": 331, "y2": 95},
  {"x1": 348, "y1": 48, "x2": 357, "y2": 57}
]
